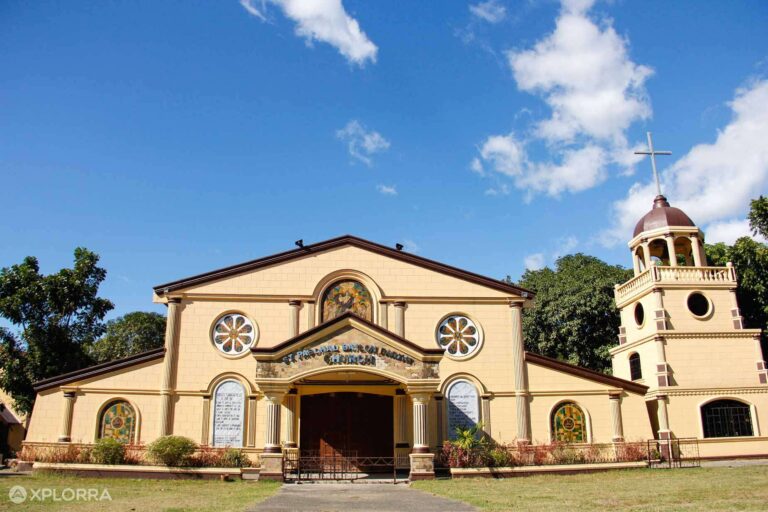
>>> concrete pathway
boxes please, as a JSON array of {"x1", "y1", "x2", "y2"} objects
[{"x1": 248, "y1": 483, "x2": 476, "y2": 512}]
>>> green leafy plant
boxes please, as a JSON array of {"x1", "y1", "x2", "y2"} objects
[
  {"x1": 221, "y1": 448, "x2": 251, "y2": 468},
  {"x1": 146, "y1": 436, "x2": 197, "y2": 467},
  {"x1": 91, "y1": 437, "x2": 126, "y2": 465}
]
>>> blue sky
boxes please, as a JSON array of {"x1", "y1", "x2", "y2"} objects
[{"x1": 2, "y1": 0, "x2": 767, "y2": 319}]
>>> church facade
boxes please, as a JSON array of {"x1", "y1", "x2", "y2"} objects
[{"x1": 24, "y1": 197, "x2": 768, "y2": 479}]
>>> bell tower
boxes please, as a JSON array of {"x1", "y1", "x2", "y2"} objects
[{"x1": 610, "y1": 135, "x2": 767, "y2": 456}]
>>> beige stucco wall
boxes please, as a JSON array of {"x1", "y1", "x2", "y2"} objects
[{"x1": 527, "y1": 363, "x2": 653, "y2": 443}]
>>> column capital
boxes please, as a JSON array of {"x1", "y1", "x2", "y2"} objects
[
  {"x1": 167, "y1": 298, "x2": 182, "y2": 304},
  {"x1": 393, "y1": 301, "x2": 407, "y2": 308},
  {"x1": 608, "y1": 391, "x2": 622, "y2": 400},
  {"x1": 63, "y1": 391, "x2": 77, "y2": 399},
  {"x1": 288, "y1": 299, "x2": 302, "y2": 307},
  {"x1": 408, "y1": 392, "x2": 433, "y2": 404},
  {"x1": 508, "y1": 300, "x2": 524, "y2": 309}
]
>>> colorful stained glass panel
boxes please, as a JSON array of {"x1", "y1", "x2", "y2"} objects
[
  {"x1": 552, "y1": 402, "x2": 586, "y2": 443},
  {"x1": 321, "y1": 280, "x2": 373, "y2": 322},
  {"x1": 100, "y1": 401, "x2": 136, "y2": 443}
]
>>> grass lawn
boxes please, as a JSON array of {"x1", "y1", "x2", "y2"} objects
[
  {"x1": 0, "y1": 473, "x2": 281, "y2": 512},
  {"x1": 413, "y1": 465, "x2": 768, "y2": 511}
]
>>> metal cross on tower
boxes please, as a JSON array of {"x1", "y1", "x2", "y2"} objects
[{"x1": 635, "y1": 132, "x2": 672, "y2": 196}]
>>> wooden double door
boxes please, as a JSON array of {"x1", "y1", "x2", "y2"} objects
[{"x1": 300, "y1": 392, "x2": 394, "y2": 458}]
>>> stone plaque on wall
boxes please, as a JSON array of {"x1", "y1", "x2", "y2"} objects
[
  {"x1": 446, "y1": 380, "x2": 480, "y2": 439},
  {"x1": 212, "y1": 380, "x2": 245, "y2": 447}
]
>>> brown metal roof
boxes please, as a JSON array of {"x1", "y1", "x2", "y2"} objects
[
  {"x1": 525, "y1": 352, "x2": 649, "y2": 395},
  {"x1": 154, "y1": 235, "x2": 533, "y2": 298},
  {"x1": 633, "y1": 195, "x2": 696, "y2": 237},
  {"x1": 33, "y1": 348, "x2": 166, "y2": 392}
]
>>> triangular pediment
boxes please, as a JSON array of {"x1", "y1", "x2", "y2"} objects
[
  {"x1": 154, "y1": 235, "x2": 532, "y2": 299},
  {"x1": 252, "y1": 313, "x2": 442, "y2": 384}
]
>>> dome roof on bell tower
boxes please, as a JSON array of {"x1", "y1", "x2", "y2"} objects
[{"x1": 633, "y1": 195, "x2": 696, "y2": 238}]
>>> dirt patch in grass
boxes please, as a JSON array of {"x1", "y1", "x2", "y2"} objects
[
  {"x1": 412, "y1": 466, "x2": 768, "y2": 511},
  {"x1": 0, "y1": 472, "x2": 280, "y2": 512}
]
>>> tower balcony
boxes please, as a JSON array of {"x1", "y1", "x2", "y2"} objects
[{"x1": 615, "y1": 265, "x2": 737, "y2": 307}]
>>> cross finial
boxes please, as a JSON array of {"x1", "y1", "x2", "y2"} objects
[{"x1": 634, "y1": 132, "x2": 671, "y2": 196}]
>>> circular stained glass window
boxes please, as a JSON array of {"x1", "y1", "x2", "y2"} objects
[
  {"x1": 212, "y1": 314, "x2": 256, "y2": 356},
  {"x1": 437, "y1": 315, "x2": 482, "y2": 359}
]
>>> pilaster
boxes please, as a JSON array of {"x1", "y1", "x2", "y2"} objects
[{"x1": 159, "y1": 298, "x2": 181, "y2": 436}]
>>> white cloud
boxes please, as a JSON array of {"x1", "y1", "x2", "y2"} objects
[
  {"x1": 478, "y1": 133, "x2": 527, "y2": 177},
  {"x1": 552, "y1": 235, "x2": 579, "y2": 260},
  {"x1": 473, "y1": 0, "x2": 652, "y2": 198},
  {"x1": 376, "y1": 184, "x2": 397, "y2": 196},
  {"x1": 469, "y1": 0, "x2": 507, "y2": 24},
  {"x1": 239, "y1": 0, "x2": 377, "y2": 66},
  {"x1": 521, "y1": 145, "x2": 608, "y2": 197},
  {"x1": 524, "y1": 253, "x2": 546, "y2": 270},
  {"x1": 336, "y1": 120, "x2": 390, "y2": 166},
  {"x1": 601, "y1": 80, "x2": 768, "y2": 246},
  {"x1": 704, "y1": 219, "x2": 756, "y2": 245}
]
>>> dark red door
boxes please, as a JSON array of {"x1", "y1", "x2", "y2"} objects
[{"x1": 300, "y1": 393, "x2": 394, "y2": 458}]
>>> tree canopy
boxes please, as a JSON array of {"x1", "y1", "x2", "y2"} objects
[
  {"x1": 510, "y1": 254, "x2": 632, "y2": 373},
  {"x1": 88, "y1": 311, "x2": 166, "y2": 363},
  {"x1": 0, "y1": 248, "x2": 113, "y2": 414}
]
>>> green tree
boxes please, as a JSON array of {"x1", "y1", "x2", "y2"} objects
[
  {"x1": 748, "y1": 195, "x2": 768, "y2": 239},
  {"x1": 705, "y1": 197, "x2": 768, "y2": 356},
  {"x1": 88, "y1": 311, "x2": 166, "y2": 363},
  {"x1": 0, "y1": 248, "x2": 113, "y2": 414},
  {"x1": 509, "y1": 254, "x2": 633, "y2": 373}
]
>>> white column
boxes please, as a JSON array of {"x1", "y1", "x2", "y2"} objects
[
  {"x1": 411, "y1": 393, "x2": 430, "y2": 453},
  {"x1": 159, "y1": 298, "x2": 182, "y2": 436},
  {"x1": 306, "y1": 302, "x2": 316, "y2": 330},
  {"x1": 288, "y1": 300, "x2": 301, "y2": 337},
  {"x1": 284, "y1": 394, "x2": 297, "y2": 448},
  {"x1": 247, "y1": 396, "x2": 258, "y2": 448},
  {"x1": 690, "y1": 235, "x2": 705, "y2": 267},
  {"x1": 58, "y1": 392, "x2": 76, "y2": 442},
  {"x1": 393, "y1": 302, "x2": 406, "y2": 337},
  {"x1": 379, "y1": 302, "x2": 389, "y2": 330},
  {"x1": 263, "y1": 392, "x2": 285, "y2": 453},
  {"x1": 641, "y1": 240, "x2": 651, "y2": 269},
  {"x1": 510, "y1": 302, "x2": 530, "y2": 442},
  {"x1": 394, "y1": 393, "x2": 408, "y2": 447},
  {"x1": 609, "y1": 393, "x2": 624, "y2": 442},
  {"x1": 665, "y1": 234, "x2": 677, "y2": 266}
]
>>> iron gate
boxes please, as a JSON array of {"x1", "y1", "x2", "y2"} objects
[
  {"x1": 647, "y1": 438, "x2": 700, "y2": 468},
  {"x1": 283, "y1": 450, "x2": 401, "y2": 483}
]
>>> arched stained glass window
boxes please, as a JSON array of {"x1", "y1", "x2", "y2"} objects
[
  {"x1": 99, "y1": 400, "x2": 136, "y2": 443},
  {"x1": 701, "y1": 399, "x2": 753, "y2": 438},
  {"x1": 321, "y1": 280, "x2": 373, "y2": 323},
  {"x1": 552, "y1": 402, "x2": 586, "y2": 443}
]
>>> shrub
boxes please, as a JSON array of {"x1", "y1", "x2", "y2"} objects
[
  {"x1": 221, "y1": 448, "x2": 251, "y2": 468},
  {"x1": 91, "y1": 438, "x2": 125, "y2": 465},
  {"x1": 146, "y1": 436, "x2": 197, "y2": 467}
]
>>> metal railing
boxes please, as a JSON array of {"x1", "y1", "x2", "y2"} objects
[
  {"x1": 647, "y1": 438, "x2": 700, "y2": 468},
  {"x1": 438, "y1": 441, "x2": 650, "y2": 468},
  {"x1": 283, "y1": 450, "x2": 399, "y2": 483}
]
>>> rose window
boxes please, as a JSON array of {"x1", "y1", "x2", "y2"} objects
[
  {"x1": 437, "y1": 315, "x2": 482, "y2": 358},
  {"x1": 212, "y1": 314, "x2": 256, "y2": 355}
]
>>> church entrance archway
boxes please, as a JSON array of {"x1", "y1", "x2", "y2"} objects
[{"x1": 300, "y1": 392, "x2": 394, "y2": 460}]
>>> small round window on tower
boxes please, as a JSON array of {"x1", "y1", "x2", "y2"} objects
[
  {"x1": 634, "y1": 303, "x2": 645, "y2": 326},
  {"x1": 687, "y1": 292, "x2": 710, "y2": 317}
]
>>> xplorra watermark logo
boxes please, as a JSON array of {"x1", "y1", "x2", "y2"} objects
[{"x1": 8, "y1": 485, "x2": 112, "y2": 504}]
